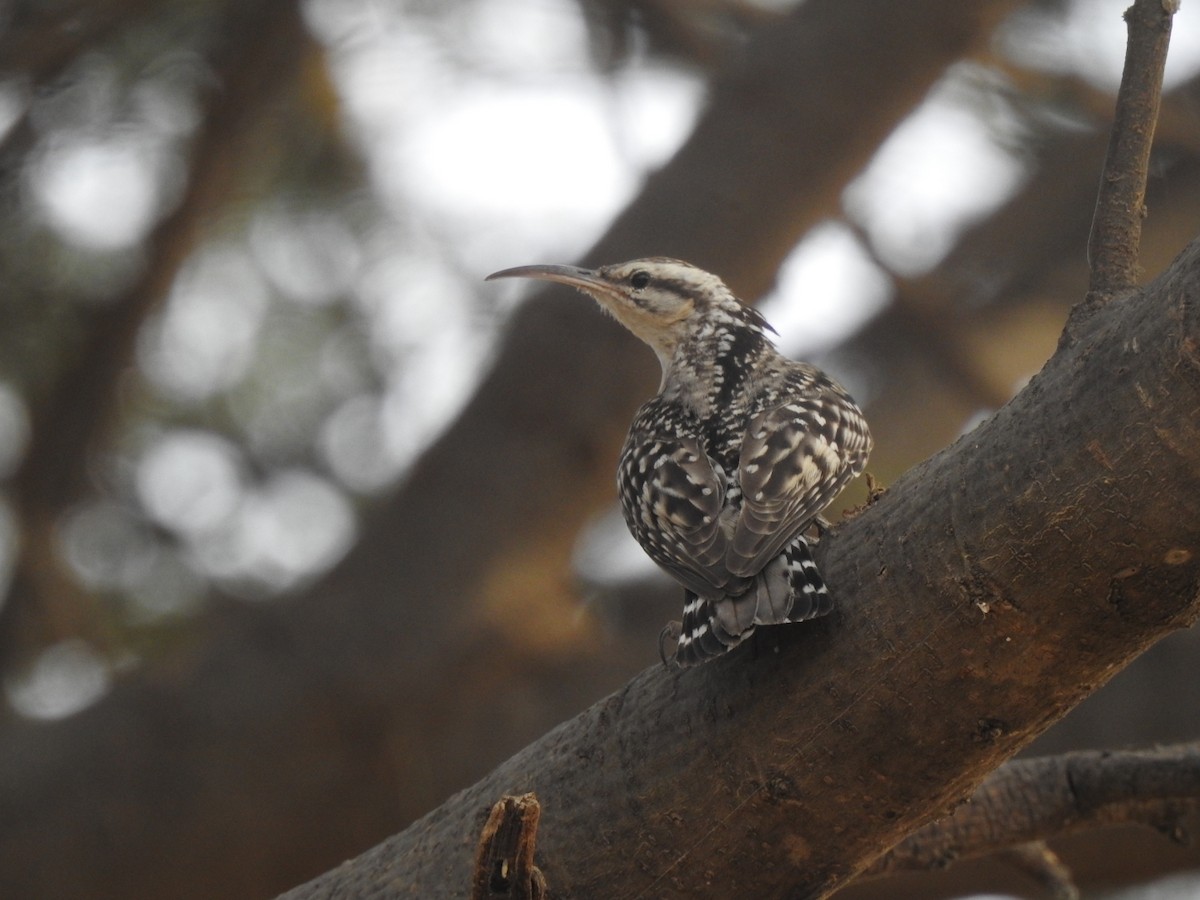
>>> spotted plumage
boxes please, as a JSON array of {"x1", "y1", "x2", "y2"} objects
[{"x1": 487, "y1": 258, "x2": 871, "y2": 667}]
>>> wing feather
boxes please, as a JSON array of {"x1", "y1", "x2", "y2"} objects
[
  {"x1": 728, "y1": 396, "x2": 869, "y2": 577},
  {"x1": 620, "y1": 435, "x2": 739, "y2": 598}
]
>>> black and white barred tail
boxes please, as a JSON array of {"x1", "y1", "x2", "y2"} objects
[{"x1": 664, "y1": 535, "x2": 831, "y2": 668}]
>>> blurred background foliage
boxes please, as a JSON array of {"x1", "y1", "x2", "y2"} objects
[{"x1": 1, "y1": 0, "x2": 1200, "y2": 897}]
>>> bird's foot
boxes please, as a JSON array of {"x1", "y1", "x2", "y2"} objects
[
  {"x1": 838, "y1": 472, "x2": 887, "y2": 524},
  {"x1": 864, "y1": 471, "x2": 886, "y2": 504},
  {"x1": 804, "y1": 515, "x2": 835, "y2": 541},
  {"x1": 658, "y1": 621, "x2": 682, "y2": 669}
]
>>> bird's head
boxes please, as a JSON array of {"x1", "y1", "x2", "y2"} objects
[{"x1": 487, "y1": 257, "x2": 771, "y2": 371}]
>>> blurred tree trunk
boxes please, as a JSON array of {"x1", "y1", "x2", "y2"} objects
[
  {"x1": 0, "y1": 2, "x2": 1025, "y2": 898},
  {"x1": 2, "y1": 0, "x2": 317, "y2": 667}
]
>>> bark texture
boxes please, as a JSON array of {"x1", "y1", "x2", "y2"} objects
[
  {"x1": 282, "y1": 237, "x2": 1200, "y2": 897},
  {"x1": 866, "y1": 743, "x2": 1200, "y2": 877}
]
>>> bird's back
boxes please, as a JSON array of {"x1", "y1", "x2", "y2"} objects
[
  {"x1": 617, "y1": 357, "x2": 870, "y2": 601},
  {"x1": 485, "y1": 256, "x2": 871, "y2": 666}
]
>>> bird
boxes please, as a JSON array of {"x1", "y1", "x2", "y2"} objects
[{"x1": 486, "y1": 257, "x2": 872, "y2": 667}]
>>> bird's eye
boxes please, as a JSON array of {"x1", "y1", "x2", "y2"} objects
[{"x1": 630, "y1": 270, "x2": 651, "y2": 290}]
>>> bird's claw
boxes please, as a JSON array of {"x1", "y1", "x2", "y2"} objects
[
  {"x1": 836, "y1": 473, "x2": 887, "y2": 524},
  {"x1": 658, "y1": 621, "x2": 682, "y2": 669},
  {"x1": 865, "y1": 471, "x2": 887, "y2": 504}
]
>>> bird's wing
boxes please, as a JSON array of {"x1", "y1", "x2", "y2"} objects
[
  {"x1": 728, "y1": 397, "x2": 866, "y2": 577},
  {"x1": 621, "y1": 435, "x2": 738, "y2": 597}
]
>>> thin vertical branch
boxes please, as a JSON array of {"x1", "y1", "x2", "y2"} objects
[{"x1": 1086, "y1": 0, "x2": 1178, "y2": 300}]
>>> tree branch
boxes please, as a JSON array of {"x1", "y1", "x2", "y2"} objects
[
  {"x1": 1086, "y1": 0, "x2": 1178, "y2": 300},
  {"x1": 280, "y1": 233, "x2": 1200, "y2": 898},
  {"x1": 865, "y1": 744, "x2": 1200, "y2": 879},
  {"x1": 996, "y1": 843, "x2": 1078, "y2": 900}
]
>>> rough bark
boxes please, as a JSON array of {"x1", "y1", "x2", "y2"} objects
[
  {"x1": 866, "y1": 744, "x2": 1200, "y2": 877},
  {"x1": 281, "y1": 234, "x2": 1200, "y2": 897}
]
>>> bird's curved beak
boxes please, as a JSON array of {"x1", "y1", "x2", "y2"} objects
[{"x1": 485, "y1": 264, "x2": 608, "y2": 294}]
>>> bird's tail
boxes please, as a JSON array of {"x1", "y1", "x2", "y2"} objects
[{"x1": 668, "y1": 536, "x2": 832, "y2": 668}]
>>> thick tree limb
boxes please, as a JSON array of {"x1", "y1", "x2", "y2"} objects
[
  {"x1": 866, "y1": 744, "x2": 1200, "y2": 879},
  {"x1": 282, "y1": 235, "x2": 1200, "y2": 898}
]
